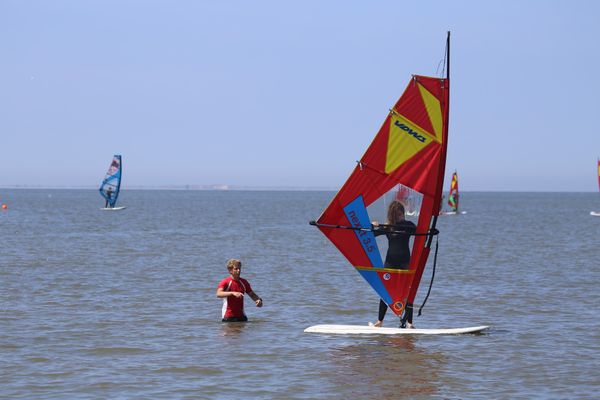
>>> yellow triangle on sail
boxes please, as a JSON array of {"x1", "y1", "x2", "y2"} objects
[
  {"x1": 385, "y1": 114, "x2": 437, "y2": 174},
  {"x1": 418, "y1": 83, "x2": 444, "y2": 141}
]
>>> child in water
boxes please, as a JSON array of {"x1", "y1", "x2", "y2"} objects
[
  {"x1": 216, "y1": 259, "x2": 263, "y2": 322},
  {"x1": 371, "y1": 200, "x2": 416, "y2": 328}
]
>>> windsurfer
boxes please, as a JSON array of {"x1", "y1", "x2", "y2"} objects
[
  {"x1": 105, "y1": 187, "x2": 113, "y2": 208},
  {"x1": 371, "y1": 200, "x2": 416, "y2": 328},
  {"x1": 216, "y1": 259, "x2": 263, "y2": 322}
]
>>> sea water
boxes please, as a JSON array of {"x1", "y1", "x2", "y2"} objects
[{"x1": 1, "y1": 189, "x2": 599, "y2": 399}]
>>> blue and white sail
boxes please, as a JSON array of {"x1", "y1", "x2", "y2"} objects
[{"x1": 99, "y1": 155, "x2": 122, "y2": 208}]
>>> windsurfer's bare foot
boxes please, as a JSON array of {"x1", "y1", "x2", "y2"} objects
[{"x1": 373, "y1": 320, "x2": 383, "y2": 328}]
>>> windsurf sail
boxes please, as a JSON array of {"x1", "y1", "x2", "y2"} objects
[
  {"x1": 597, "y1": 158, "x2": 599, "y2": 192},
  {"x1": 447, "y1": 171, "x2": 459, "y2": 212},
  {"x1": 311, "y1": 33, "x2": 451, "y2": 317},
  {"x1": 99, "y1": 155, "x2": 122, "y2": 208}
]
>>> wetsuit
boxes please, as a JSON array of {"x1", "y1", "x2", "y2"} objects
[
  {"x1": 105, "y1": 190, "x2": 113, "y2": 208},
  {"x1": 374, "y1": 220, "x2": 416, "y2": 325},
  {"x1": 217, "y1": 276, "x2": 253, "y2": 322}
]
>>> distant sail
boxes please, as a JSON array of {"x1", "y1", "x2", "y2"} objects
[
  {"x1": 592, "y1": 159, "x2": 600, "y2": 216},
  {"x1": 311, "y1": 34, "x2": 450, "y2": 317},
  {"x1": 597, "y1": 158, "x2": 599, "y2": 191},
  {"x1": 447, "y1": 171, "x2": 459, "y2": 212},
  {"x1": 99, "y1": 155, "x2": 122, "y2": 208}
]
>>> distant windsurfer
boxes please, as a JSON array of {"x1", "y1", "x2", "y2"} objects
[
  {"x1": 105, "y1": 187, "x2": 113, "y2": 208},
  {"x1": 372, "y1": 201, "x2": 416, "y2": 328},
  {"x1": 216, "y1": 259, "x2": 263, "y2": 322}
]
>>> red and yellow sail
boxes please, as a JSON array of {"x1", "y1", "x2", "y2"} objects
[
  {"x1": 597, "y1": 159, "x2": 599, "y2": 191},
  {"x1": 447, "y1": 171, "x2": 459, "y2": 211},
  {"x1": 315, "y1": 73, "x2": 450, "y2": 316}
]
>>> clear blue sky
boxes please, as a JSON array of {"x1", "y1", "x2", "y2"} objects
[{"x1": 2, "y1": 1, "x2": 599, "y2": 191}]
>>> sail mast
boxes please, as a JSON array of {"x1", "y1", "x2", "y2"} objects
[
  {"x1": 407, "y1": 31, "x2": 451, "y2": 311},
  {"x1": 425, "y1": 31, "x2": 450, "y2": 249}
]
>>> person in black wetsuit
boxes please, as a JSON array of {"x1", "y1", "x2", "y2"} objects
[
  {"x1": 371, "y1": 200, "x2": 417, "y2": 328},
  {"x1": 105, "y1": 187, "x2": 113, "y2": 208}
]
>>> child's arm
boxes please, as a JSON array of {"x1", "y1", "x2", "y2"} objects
[
  {"x1": 247, "y1": 291, "x2": 263, "y2": 307},
  {"x1": 216, "y1": 287, "x2": 244, "y2": 299}
]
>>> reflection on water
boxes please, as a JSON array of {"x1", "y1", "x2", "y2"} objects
[
  {"x1": 328, "y1": 336, "x2": 444, "y2": 398},
  {"x1": 218, "y1": 321, "x2": 248, "y2": 337}
]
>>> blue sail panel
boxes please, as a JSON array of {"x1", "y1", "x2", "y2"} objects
[
  {"x1": 342, "y1": 196, "x2": 398, "y2": 305},
  {"x1": 342, "y1": 196, "x2": 384, "y2": 269},
  {"x1": 357, "y1": 270, "x2": 393, "y2": 305}
]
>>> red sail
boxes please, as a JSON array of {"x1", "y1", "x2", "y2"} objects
[{"x1": 315, "y1": 74, "x2": 450, "y2": 316}]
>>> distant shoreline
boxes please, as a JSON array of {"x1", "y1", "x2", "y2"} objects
[
  {"x1": 0, "y1": 186, "x2": 596, "y2": 193},
  {"x1": 0, "y1": 185, "x2": 337, "y2": 191}
]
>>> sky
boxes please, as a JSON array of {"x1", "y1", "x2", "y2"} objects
[{"x1": 2, "y1": 0, "x2": 600, "y2": 191}]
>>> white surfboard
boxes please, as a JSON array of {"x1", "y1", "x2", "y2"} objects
[
  {"x1": 100, "y1": 206, "x2": 126, "y2": 211},
  {"x1": 440, "y1": 211, "x2": 467, "y2": 216},
  {"x1": 304, "y1": 324, "x2": 489, "y2": 335},
  {"x1": 591, "y1": 211, "x2": 600, "y2": 217}
]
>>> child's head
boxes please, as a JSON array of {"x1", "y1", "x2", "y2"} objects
[
  {"x1": 226, "y1": 259, "x2": 242, "y2": 272},
  {"x1": 387, "y1": 200, "x2": 406, "y2": 223}
]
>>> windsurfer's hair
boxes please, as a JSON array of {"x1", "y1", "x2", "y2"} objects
[
  {"x1": 386, "y1": 200, "x2": 406, "y2": 224},
  {"x1": 226, "y1": 259, "x2": 242, "y2": 270}
]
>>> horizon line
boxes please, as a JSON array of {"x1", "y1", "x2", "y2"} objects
[{"x1": 0, "y1": 184, "x2": 598, "y2": 193}]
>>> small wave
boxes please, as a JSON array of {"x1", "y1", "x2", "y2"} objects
[
  {"x1": 27, "y1": 357, "x2": 51, "y2": 363},
  {"x1": 0, "y1": 343, "x2": 20, "y2": 350},
  {"x1": 84, "y1": 347, "x2": 148, "y2": 355},
  {"x1": 153, "y1": 366, "x2": 222, "y2": 375}
]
